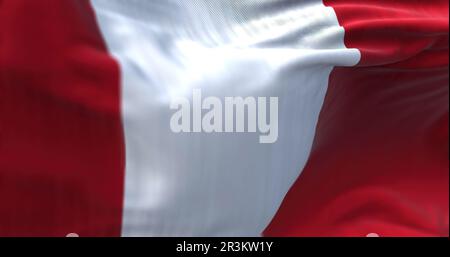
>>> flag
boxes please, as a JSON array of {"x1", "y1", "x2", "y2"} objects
[{"x1": 0, "y1": 0, "x2": 448, "y2": 236}]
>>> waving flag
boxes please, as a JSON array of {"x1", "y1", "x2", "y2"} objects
[{"x1": 0, "y1": 0, "x2": 448, "y2": 236}]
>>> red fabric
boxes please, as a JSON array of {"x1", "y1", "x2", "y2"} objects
[
  {"x1": 265, "y1": 0, "x2": 449, "y2": 236},
  {"x1": 0, "y1": 0, "x2": 124, "y2": 236}
]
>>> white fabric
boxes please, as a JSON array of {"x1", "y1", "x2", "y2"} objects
[{"x1": 91, "y1": 0, "x2": 360, "y2": 236}]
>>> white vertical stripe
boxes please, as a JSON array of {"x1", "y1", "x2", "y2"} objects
[{"x1": 91, "y1": 0, "x2": 360, "y2": 236}]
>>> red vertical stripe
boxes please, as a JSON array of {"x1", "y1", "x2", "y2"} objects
[
  {"x1": 0, "y1": 0, "x2": 124, "y2": 236},
  {"x1": 265, "y1": 0, "x2": 449, "y2": 236}
]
